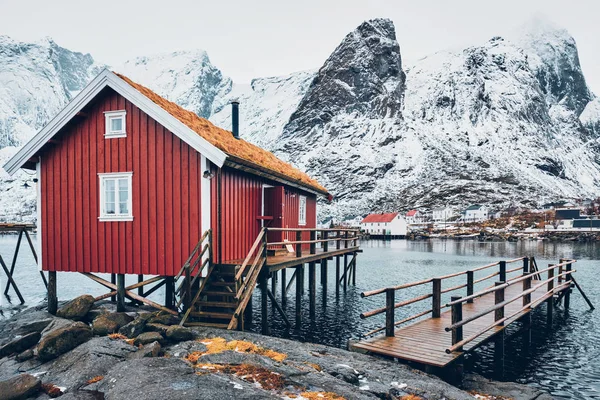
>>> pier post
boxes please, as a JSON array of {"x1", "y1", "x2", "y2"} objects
[
  {"x1": 137, "y1": 275, "x2": 144, "y2": 297},
  {"x1": 385, "y1": 288, "x2": 395, "y2": 337},
  {"x1": 271, "y1": 270, "x2": 277, "y2": 297},
  {"x1": 309, "y1": 262, "x2": 316, "y2": 319},
  {"x1": 495, "y1": 281, "x2": 505, "y2": 325},
  {"x1": 296, "y1": 231, "x2": 302, "y2": 258},
  {"x1": 110, "y1": 273, "x2": 116, "y2": 302},
  {"x1": 321, "y1": 231, "x2": 328, "y2": 284},
  {"x1": 499, "y1": 261, "x2": 506, "y2": 282},
  {"x1": 310, "y1": 231, "x2": 316, "y2": 254},
  {"x1": 467, "y1": 271, "x2": 474, "y2": 303},
  {"x1": 281, "y1": 268, "x2": 287, "y2": 308},
  {"x1": 522, "y1": 257, "x2": 529, "y2": 275},
  {"x1": 451, "y1": 296, "x2": 463, "y2": 351},
  {"x1": 547, "y1": 266, "x2": 554, "y2": 329},
  {"x1": 244, "y1": 294, "x2": 253, "y2": 326},
  {"x1": 48, "y1": 271, "x2": 57, "y2": 315},
  {"x1": 432, "y1": 278, "x2": 441, "y2": 318},
  {"x1": 565, "y1": 262, "x2": 572, "y2": 309},
  {"x1": 116, "y1": 274, "x2": 125, "y2": 312},
  {"x1": 335, "y1": 256, "x2": 341, "y2": 296},
  {"x1": 165, "y1": 276, "x2": 174, "y2": 309},
  {"x1": 343, "y1": 254, "x2": 348, "y2": 292},
  {"x1": 296, "y1": 264, "x2": 304, "y2": 328},
  {"x1": 260, "y1": 272, "x2": 269, "y2": 335},
  {"x1": 352, "y1": 253, "x2": 357, "y2": 286},
  {"x1": 494, "y1": 330, "x2": 505, "y2": 380}
]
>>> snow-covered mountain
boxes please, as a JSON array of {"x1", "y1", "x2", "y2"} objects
[{"x1": 1, "y1": 16, "x2": 600, "y2": 223}]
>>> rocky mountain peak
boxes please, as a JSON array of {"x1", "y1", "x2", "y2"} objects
[{"x1": 283, "y1": 18, "x2": 405, "y2": 138}]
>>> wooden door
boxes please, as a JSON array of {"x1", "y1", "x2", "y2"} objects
[{"x1": 263, "y1": 186, "x2": 284, "y2": 244}]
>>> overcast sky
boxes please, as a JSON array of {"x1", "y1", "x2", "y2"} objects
[{"x1": 1, "y1": 0, "x2": 599, "y2": 93}]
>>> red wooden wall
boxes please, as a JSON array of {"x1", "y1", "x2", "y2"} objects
[
  {"x1": 40, "y1": 88, "x2": 202, "y2": 276},
  {"x1": 211, "y1": 166, "x2": 317, "y2": 263}
]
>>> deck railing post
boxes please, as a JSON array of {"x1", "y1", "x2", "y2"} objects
[
  {"x1": 522, "y1": 257, "x2": 529, "y2": 275},
  {"x1": 385, "y1": 288, "x2": 395, "y2": 337},
  {"x1": 499, "y1": 261, "x2": 506, "y2": 282},
  {"x1": 565, "y1": 262, "x2": 572, "y2": 309},
  {"x1": 467, "y1": 271, "x2": 474, "y2": 303},
  {"x1": 310, "y1": 231, "x2": 316, "y2": 254},
  {"x1": 495, "y1": 281, "x2": 505, "y2": 325},
  {"x1": 547, "y1": 266, "x2": 554, "y2": 328},
  {"x1": 296, "y1": 231, "x2": 302, "y2": 258},
  {"x1": 432, "y1": 278, "x2": 441, "y2": 318},
  {"x1": 523, "y1": 273, "x2": 531, "y2": 307},
  {"x1": 336, "y1": 230, "x2": 341, "y2": 250},
  {"x1": 558, "y1": 258, "x2": 564, "y2": 284},
  {"x1": 323, "y1": 231, "x2": 329, "y2": 252},
  {"x1": 344, "y1": 231, "x2": 348, "y2": 249},
  {"x1": 450, "y1": 296, "x2": 463, "y2": 351}
]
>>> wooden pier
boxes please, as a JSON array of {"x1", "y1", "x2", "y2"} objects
[{"x1": 351, "y1": 257, "x2": 593, "y2": 375}]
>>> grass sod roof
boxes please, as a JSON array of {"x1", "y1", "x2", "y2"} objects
[{"x1": 115, "y1": 73, "x2": 328, "y2": 195}]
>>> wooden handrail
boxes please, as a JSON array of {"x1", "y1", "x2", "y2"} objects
[
  {"x1": 361, "y1": 277, "x2": 433, "y2": 298},
  {"x1": 266, "y1": 227, "x2": 360, "y2": 232},
  {"x1": 267, "y1": 237, "x2": 358, "y2": 246},
  {"x1": 360, "y1": 293, "x2": 432, "y2": 319},
  {"x1": 363, "y1": 309, "x2": 432, "y2": 337},
  {"x1": 235, "y1": 228, "x2": 266, "y2": 281}
]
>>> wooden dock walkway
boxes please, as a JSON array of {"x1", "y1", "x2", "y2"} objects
[{"x1": 351, "y1": 257, "x2": 592, "y2": 371}]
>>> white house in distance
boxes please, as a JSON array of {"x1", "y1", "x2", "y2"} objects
[
  {"x1": 463, "y1": 205, "x2": 489, "y2": 222},
  {"x1": 405, "y1": 210, "x2": 424, "y2": 225},
  {"x1": 360, "y1": 212, "x2": 408, "y2": 237},
  {"x1": 432, "y1": 206, "x2": 456, "y2": 223}
]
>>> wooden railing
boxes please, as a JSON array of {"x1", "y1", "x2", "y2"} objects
[
  {"x1": 175, "y1": 229, "x2": 212, "y2": 314},
  {"x1": 444, "y1": 259, "x2": 578, "y2": 353},
  {"x1": 360, "y1": 256, "x2": 537, "y2": 337},
  {"x1": 229, "y1": 228, "x2": 268, "y2": 329},
  {"x1": 264, "y1": 227, "x2": 360, "y2": 257}
]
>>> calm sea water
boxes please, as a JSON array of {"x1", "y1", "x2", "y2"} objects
[{"x1": 1, "y1": 235, "x2": 598, "y2": 398}]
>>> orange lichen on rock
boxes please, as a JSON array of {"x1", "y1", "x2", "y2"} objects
[
  {"x1": 41, "y1": 383, "x2": 64, "y2": 398},
  {"x1": 400, "y1": 395, "x2": 423, "y2": 400},
  {"x1": 186, "y1": 337, "x2": 287, "y2": 363},
  {"x1": 300, "y1": 392, "x2": 346, "y2": 400},
  {"x1": 229, "y1": 364, "x2": 287, "y2": 391},
  {"x1": 468, "y1": 392, "x2": 513, "y2": 400},
  {"x1": 114, "y1": 72, "x2": 328, "y2": 195},
  {"x1": 108, "y1": 333, "x2": 135, "y2": 346},
  {"x1": 86, "y1": 376, "x2": 104, "y2": 385}
]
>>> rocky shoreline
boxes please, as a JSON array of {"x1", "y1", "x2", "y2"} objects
[{"x1": 0, "y1": 296, "x2": 553, "y2": 399}]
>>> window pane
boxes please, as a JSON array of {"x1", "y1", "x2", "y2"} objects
[
  {"x1": 118, "y1": 178, "x2": 128, "y2": 190},
  {"x1": 106, "y1": 202, "x2": 115, "y2": 214},
  {"x1": 110, "y1": 117, "x2": 123, "y2": 132},
  {"x1": 119, "y1": 201, "x2": 128, "y2": 214}
]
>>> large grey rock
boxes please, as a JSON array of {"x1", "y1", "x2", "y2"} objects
[
  {"x1": 145, "y1": 323, "x2": 169, "y2": 335},
  {"x1": 56, "y1": 295, "x2": 95, "y2": 321},
  {"x1": 0, "y1": 373, "x2": 41, "y2": 400},
  {"x1": 119, "y1": 313, "x2": 152, "y2": 338},
  {"x1": 129, "y1": 341, "x2": 161, "y2": 359},
  {"x1": 134, "y1": 332, "x2": 164, "y2": 346},
  {"x1": 92, "y1": 312, "x2": 134, "y2": 336},
  {"x1": 148, "y1": 312, "x2": 180, "y2": 326},
  {"x1": 37, "y1": 322, "x2": 92, "y2": 361},
  {"x1": 0, "y1": 332, "x2": 40, "y2": 358},
  {"x1": 463, "y1": 373, "x2": 554, "y2": 400},
  {"x1": 165, "y1": 325, "x2": 193, "y2": 342},
  {"x1": 94, "y1": 357, "x2": 276, "y2": 399}
]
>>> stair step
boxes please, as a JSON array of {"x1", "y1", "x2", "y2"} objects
[
  {"x1": 191, "y1": 311, "x2": 234, "y2": 319},
  {"x1": 198, "y1": 301, "x2": 237, "y2": 308},
  {"x1": 203, "y1": 291, "x2": 236, "y2": 297},
  {"x1": 184, "y1": 322, "x2": 228, "y2": 329}
]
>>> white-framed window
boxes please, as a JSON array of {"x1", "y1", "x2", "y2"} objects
[
  {"x1": 298, "y1": 195, "x2": 307, "y2": 226},
  {"x1": 104, "y1": 110, "x2": 127, "y2": 138},
  {"x1": 98, "y1": 172, "x2": 133, "y2": 221}
]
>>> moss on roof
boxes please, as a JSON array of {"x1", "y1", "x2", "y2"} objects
[{"x1": 115, "y1": 72, "x2": 328, "y2": 195}]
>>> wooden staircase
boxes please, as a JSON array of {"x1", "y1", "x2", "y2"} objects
[{"x1": 179, "y1": 228, "x2": 268, "y2": 330}]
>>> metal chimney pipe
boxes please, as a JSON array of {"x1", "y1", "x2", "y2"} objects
[{"x1": 231, "y1": 100, "x2": 239, "y2": 139}]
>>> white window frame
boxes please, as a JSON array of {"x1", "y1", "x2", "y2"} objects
[
  {"x1": 98, "y1": 172, "x2": 133, "y2": 221},
  {"x1": 104, "y1": 110, "x2": 127, "y2": 138},
  {"x1": 298, "y1": 195, "x2": 307, "y2": 226}
]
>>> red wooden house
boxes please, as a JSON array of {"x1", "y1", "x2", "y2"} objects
[{"x1": 3, "y1": 69, "x2": 346, "y2": 326}]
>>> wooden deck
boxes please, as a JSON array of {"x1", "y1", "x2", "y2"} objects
[
  {"x1": 221, "y1": 246, "x2": 360, "y2": 272},
  {"x1": 351, "y1": 281, "x2": 549, "y2": 368}
]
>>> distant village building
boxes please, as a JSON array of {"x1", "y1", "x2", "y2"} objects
[
  {"x1": 405, "y1": 210, "x2": 424, "y2": 225},
  {"x1": 463, "y1": 205, "x2": 489, "y2": 223},
  {"x1": 432, "y1": 207, "x2": 456, "y2": 223},
  {"x1": 360, "y1": 212, "x2": 408, "y2": 237}
]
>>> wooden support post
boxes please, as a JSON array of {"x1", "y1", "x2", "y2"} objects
[
  {"x1": 335, "y1": 256, "x2": 341, "y2": 296},
  {"x1": 117, "y1": 274, "x2": 126, "y2": 312},
  {"x1": 495, "y1": 281, "x2": 505, "y2": 325},
  {"x1": 271, "y1": 270, "x2": 277, "y2": 297},
  {"x1": 385, "y1": 288, "x2": 395, "y2": 337},
  {"x1": 494, "y1": 330, "x2": 505, "y2": 380},
  {"x1": 281, "y1": 268, "x2": 287, "y2": 308},
  {"x1": 336, "y1": 230, "x2": 341, "y2": 250},
  {"x1": 0, "y1": 254, "x2": 25, "y2": 304},
  {"x1": 451, "y1": 296, "x2": 463, "y2": 351},
  {"x1": 3, "y1": 229, "x2": 23, "y2": 295},
  {"x1": 48, "y1": 271, "x2": 57, "y2": 315},
  {"x1": 321, "y1": 259, "x2": 328, "y2": 286},
  {"x1": 352, "y1": 253, "x2": 356, "y2": 286},
  {"x1": 466, "y1": 271, "x2": 474, "y2": 303},
  {"x1": 266, "y1": 288, "x2": 291, "y2": 329},
  {"x1": 523, "y1": 257, "x2": 529, "y2": 275},
  {"x1": 137, "y1": 275, "x2": 144, "y2": 297},
  {"x1": 523, "y1": 274, "x2": 531, "y2": 307},
  {"x1": 165, "y1": 276, "x2": 174, "y2": 309},
  {"x1": 344, "y1": 231, "x2": 348, "y2": 249},
  {"x1": 499, "y1": 261, "x2": 506, "y2": 282},
  {"x1": 310, "y1": 231, "x2": 316, "y2": 254},
  {"x1": 343, "y1": 254, "x2": 348, "y2": 292},
  {"x1": 432, "y1": 278, "x2": 441, "y2": 318},
  {"x1": 260, "y1": 272, "x2": 269, "y2": 335},
  {"x1": 295, "y1": 231, "x2": 302, "y2": 258},
  {"x1": 296, "y1": 264, "x2": 304, "y2": 328},
  {"x1": 565, "y1": 262, "x2": 572, "y2": 309},
  {"x1": 323, "y1": 230, "x2": 328, "y2": 252},
  {"x1": 184, "y1": 266, "x2": 192, "y2": 311},
  {"x1": 309, "y1": 262, "x2": 316, "y2": 319},
  {"x1": 244, "y1": 293, "x2": 253, "y2": 326},
  {"x1": 110, "y1": 274, "x2": 116, "y2": 302},
  {"x1": 547, "y1": 266, "x2": 554, "y2": 328}
]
